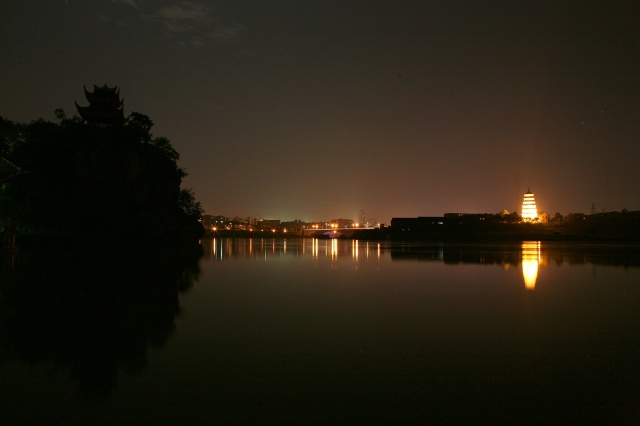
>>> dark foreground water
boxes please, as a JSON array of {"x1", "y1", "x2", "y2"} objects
[{"x1": 2, "y1": 239, "x2": 640, "y2": 425}]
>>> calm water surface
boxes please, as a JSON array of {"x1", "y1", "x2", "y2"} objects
[{"x1": 2, "y1": 239, "x2": 640, "y2": 425}]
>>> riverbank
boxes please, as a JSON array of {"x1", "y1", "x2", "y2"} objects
[{"x1": 203, "y1": 220, "x2": 640, "y2": 242}]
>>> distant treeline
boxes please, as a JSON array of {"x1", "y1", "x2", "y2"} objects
[
  {"x1": 0, "y1": 112, "x2": 203, "y2": 248},
  {"x1": 203, "y1": 210, "x2": 640, "y2": 242},
  {"x1": 387, "y1": 211, "x2": 640, "y2": 241}
]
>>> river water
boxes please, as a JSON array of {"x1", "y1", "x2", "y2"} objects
[{"x1": 2, "y1": 239, "x2": 640, "y2": 425}]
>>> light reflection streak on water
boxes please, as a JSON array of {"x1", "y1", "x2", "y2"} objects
[
  {"x1": 202, "y1": 239, "x2": 640, "y2": 296},
  {"x1": 205, "y1": 239, "x2": 400, "y2": 266},
  {"x1": 209, "y1": 239, "x2": 415, "y2": 267},
  {"x1": 522, "y1": 241, "x2": 541, "y2": 290}
]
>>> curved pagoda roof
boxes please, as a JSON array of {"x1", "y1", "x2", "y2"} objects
[{"x1": 75, "y1": 84, "x2": 125, "y2": 125}]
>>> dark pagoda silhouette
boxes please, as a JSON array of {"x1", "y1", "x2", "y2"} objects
[{"x1": 75, "y1": 84, "x2": 125, "y2": 125}]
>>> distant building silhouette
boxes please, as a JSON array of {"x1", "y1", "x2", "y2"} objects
[
  {"x1": 257, "y1": 219, "x2": 281, "y2": 231},
  {"x1": 75, "y1": 84, "x2": 125, "y2": 126}
]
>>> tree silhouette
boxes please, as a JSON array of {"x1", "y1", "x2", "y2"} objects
[
  {"x1": 0, "y1": 110, "x2": 203, "y2": 245},
  {"x1": 127, "y1": 111, "x2": 154, "y2": 143}
]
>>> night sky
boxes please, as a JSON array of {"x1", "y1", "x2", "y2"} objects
[{"x1": 2, "y1": 1, "x2": 639, "y2": 224}]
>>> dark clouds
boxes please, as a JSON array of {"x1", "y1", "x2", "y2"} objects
[{"x1": 1, "y1": 1, "x2": 639, "y2": 222}]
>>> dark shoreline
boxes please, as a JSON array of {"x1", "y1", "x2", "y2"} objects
[{"x1": 204, "y1": 226, "x2": 640, "y2": 243}]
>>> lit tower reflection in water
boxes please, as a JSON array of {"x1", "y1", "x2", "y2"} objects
[{"x1": 521, "y1": 241, "x2": 541, "y2": 290}]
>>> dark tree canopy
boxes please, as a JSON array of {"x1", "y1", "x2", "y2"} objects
[{"x1": 0, "y1": 110, "x2": 203, "y2": 246}]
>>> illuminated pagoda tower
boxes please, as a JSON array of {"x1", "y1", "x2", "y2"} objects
[
  {"x1": 521, "y1": 189, "x2": 538, "y2": 221},
  {"x1": 75, "y1": 84, "x2": 125, "y2": 125}
]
